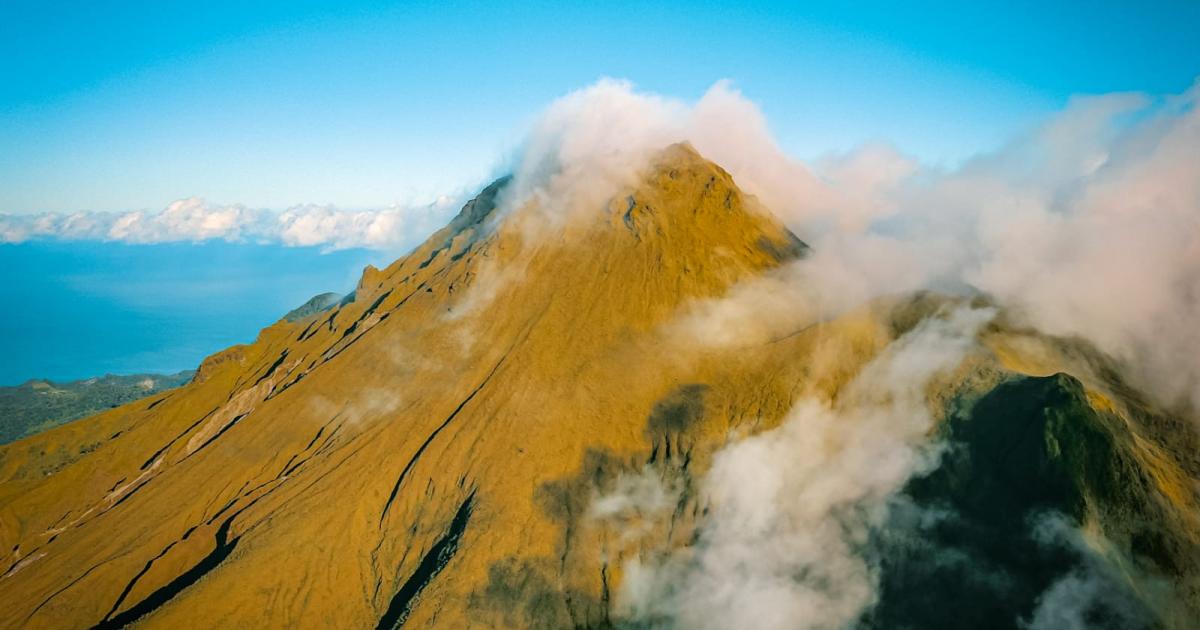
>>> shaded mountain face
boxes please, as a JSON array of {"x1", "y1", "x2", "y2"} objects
[{"x1": 0, "y1": 145, "x2": 1196, "y2": 629}]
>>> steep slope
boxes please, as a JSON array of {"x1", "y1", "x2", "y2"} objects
[{"x1": 0, "y1": 144, "x2": 1196, "y2": 629}]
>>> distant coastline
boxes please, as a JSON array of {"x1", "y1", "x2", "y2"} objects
[{"x1": 0, "y1": 370, "x2": 194, "y2": 444}]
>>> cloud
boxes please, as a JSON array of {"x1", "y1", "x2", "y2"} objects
[
  {"x1": 0, "y1": 196, "x2": 463, "y2": 252},
  {"x1": 494, "y1": 78, "x2": 855, "y2": 230},
  {"x1": 617, "y1": 306, "x2": 995, "y2": 629},
  {"x1": 0, "y1": 74, "x2": 1191, "y2": 626},
  {"x1": 488, "y1": 78, "x2": 690, "y2": 243},
  {"x1": 961, "y1": 88, "x2": 1200, "y2": 411},
  {"x1": 1021, "y1": 514, "x2": 1157, "y2": 630}
]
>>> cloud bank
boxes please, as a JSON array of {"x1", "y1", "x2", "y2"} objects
[{"x1": 0, "y1": 196, "x2": 464, "y2": 251}]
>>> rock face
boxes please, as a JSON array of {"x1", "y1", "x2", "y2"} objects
[{"x1": 0, "y1": 145, "x2": 1196, "y2": 629}]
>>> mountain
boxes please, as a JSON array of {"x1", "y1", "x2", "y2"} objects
[
  {"x1": 0, "y1": 144, "x2": 1196, "y2": 629},
  {"x1": 283, "y1": 293, "x2": 343, "y2": 323},
  {"x1": 0, "y1": 372, "x2": 194, "y2": 446}
]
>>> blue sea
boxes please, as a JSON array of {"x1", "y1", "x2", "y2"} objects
[{"x1": 0, "y1": 241, "x2": 390, "y2": 385}]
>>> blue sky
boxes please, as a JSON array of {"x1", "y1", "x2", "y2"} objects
[
  {"x1": 1, "y1": 1, "x2": 1197, "y2": 384},
  {"x1": 4, "y1": 1, "x2": 1197, "y2": 214}
]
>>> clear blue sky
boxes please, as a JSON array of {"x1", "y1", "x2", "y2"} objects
[{"x1": 2, "y1": 0, "x2": 1198, "y2": 214}]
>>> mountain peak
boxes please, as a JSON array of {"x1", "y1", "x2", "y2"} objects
[{"x1": 343, "y1": 143, "x2": 807, "y2": 327}]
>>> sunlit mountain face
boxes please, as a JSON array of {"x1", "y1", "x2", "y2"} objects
[{"x1": 2, "y1": 3, "x2": 1199, "y2": 629}]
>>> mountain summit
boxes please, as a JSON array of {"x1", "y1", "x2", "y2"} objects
[{"x1": 1, "y1": 145, "x2": 1197, "y2": 629}]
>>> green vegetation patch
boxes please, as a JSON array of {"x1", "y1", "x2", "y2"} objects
[{"x1": 0, "y1": 371, "x2": 193, "y2": 444}]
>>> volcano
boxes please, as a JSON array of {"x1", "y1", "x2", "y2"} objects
[{"x1": 1, "y1": 145, "x2": 1197, "y2": 629}]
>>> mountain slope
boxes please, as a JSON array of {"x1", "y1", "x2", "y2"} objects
[{"x1": 0, "y1": 145, "x2": 1196, "y2": 629}]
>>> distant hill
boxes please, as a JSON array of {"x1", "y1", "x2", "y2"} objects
[
  {"x1": 0, "y1": 371, "x2": 193, "y2": 444},
  {"x1": 282, "y1": 292, "x2": 342, "y2": 322}
]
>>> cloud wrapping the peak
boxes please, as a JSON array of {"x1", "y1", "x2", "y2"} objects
[
  {"x1": 500, "y1": 78, "x2": 689, "y2": 222},
  {"x1": 499, "y1": 78, "x2": 851, "y2": 227},
  {"x1": 507, "y1": 78, "x2": 1200, "y2": 412}
]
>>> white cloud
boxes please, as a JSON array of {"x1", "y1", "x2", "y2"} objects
[
  {"x1": 0, "y1": 196, "x2": 462, "y2": 252},
  {"x1": 618, "y1": 306, "x2": 995, "y2": 629},
  {"x1": 1021, "y1": 514, "x2": 1156, "y2": 630}
]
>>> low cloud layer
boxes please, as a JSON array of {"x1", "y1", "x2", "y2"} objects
[{"x1": 0, "y1": 196, "x2": 463, "y2": 251}]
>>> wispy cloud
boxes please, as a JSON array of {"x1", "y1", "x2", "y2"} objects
[{"x1": 619, "y1": 306, "x2": 995, "y2": 629}]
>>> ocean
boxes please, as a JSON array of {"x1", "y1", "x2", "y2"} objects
[{"x1": 0, "y1": 241, "x2": 388, "y2": 385}]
